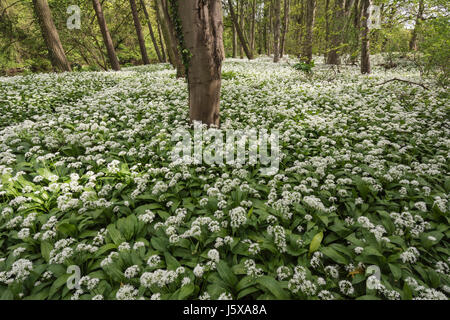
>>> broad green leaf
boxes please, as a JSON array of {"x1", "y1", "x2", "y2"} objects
[
  {"x1": 309, "y1": 231, "x2": 324, "y2": 254},
  {"x1": 256, "y1": 276, "x2": 289, "y2": 300}
]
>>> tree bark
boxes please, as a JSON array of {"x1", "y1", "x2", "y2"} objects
[
  {"x1": 177, "y1": 0, "x2": 224, "y2": 127},
  {"x1": 303, "y1": 0, "x2": 316, "y2": 63},
  {"x1": 326, "y1": 0, "x2": 344, "y2": 65},
  {"x1": 409, "y1": 0, "x2": 424, "y2": 51},
  {"x1": 232, "y1": 22, "x2": 237, "y2": 58},
  {"x1": 324, "y1": 0, "x2": 330, "y2": 60},
  {"x1": 154, "y1": 1, "x2": 167, "y2": 62},
  {"x1": 280, "y1": 0, "x2": 290, "y2": 58},
  {"x1": 228, "y1": 0, "x2": 253, "y2": 60},
  {"x1": 140, "y1": 0, "x2": 163, "y2": 62},
  {"x1": 250, "y1": 0, "x2": 256, "y2": 55},
  {"x1": 156, "y1": 0, "x2": 185, "y2": 77},
  {"x1": 32, "y1": 0, "x2": 71, "y2": 72},
  {"x1": 273, "y1": 0, "x2": 281, "y2": 62},
  {"x1": 360, "y1": 0, "x2": 371, "y2": 74},
  {"x1": 129, "y1": 0, "x2": 150, "y2": 65},
  {"x1": 92, "y1": 0, "x2": 120, "y2": 70}
]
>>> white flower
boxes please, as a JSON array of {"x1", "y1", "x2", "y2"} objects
[
  {"x1": 116, "y1": 284, "x2": 139, "y2": 300},
  {"x1": 124, "y1": 265, "x2": 140, "y2": 279},
  {"x1": 193, "y1": 264, "x2": 204, "y2": 278}
]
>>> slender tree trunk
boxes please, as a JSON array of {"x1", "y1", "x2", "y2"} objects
[
  {"x1": 361, "y1": 0, "x2": 371, "y2": 74},
  {"x1": 130, "y1": 0, "x2": 150, "y2": 65},
  {"x1": 263, "y1": 20, "x2": 268, "y2": 55},
  {"x1": 273, "y1": 0, "x2": 281, "y2": 62},
  {"x1": 140, "y1": 0, "x2": 163, "y2": 62},
  {"x1": 239, "y1": 0, "x2": 244, "y2": 58},
  {"x1": 327, "y1": 0, "x2": 344, "y2": 65},
  {"x1": 250, "y1": 0, "x2": 256, "y2": 55},
  {"x1": 280, "y1": 0, "x2": 290, "y2": 58},
  {"x1": 232, "y1": 22, "x2": 237, "y2": 58},
  {"x1": 303, "y1": 0, "x2": 316, "y2": 63},
  {"x1": 177, "y1": 0, "x2": 224, "y2": 127},
  {"x1": 228, "y1": 0, "x2": 253, "y2": 60},
  {"x1": 155, "y1": 2, "x2": 167, "y2": 62},
  {"x1": 409, "y1": 0, "x2": 424, "y2": 51},
  {"x1": 324, "y1": 0, "x2": 330, "y2": 60},
  {"x1": 298, "y1": 0, "x2": 304, "y2": 58},
  {"x1": 268, "y1": 0, "x2": 272, "y2": 56},
  {"x1": 155, "y1": 0, "x2": 185, "y2": 76},
  {"x1": 32, "y1": 0, "x2": 71, "y2": 72},
  {"x1": 92, "y1": 0, "x2": 120, "y2": 70}
]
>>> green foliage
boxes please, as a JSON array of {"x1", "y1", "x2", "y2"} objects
[
  {"x1": 418, "y1": 16, "x2": 450, "y2": 87},
  {"x1": 292, "y1": 60, "x2": 315, "y2": 73}
]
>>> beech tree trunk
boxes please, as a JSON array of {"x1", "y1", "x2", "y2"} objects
[
  {"x1": 156, "y1": 0, "x2": 185, "y2": 77},
  {"x1": 303, "y1": 0, "x2": 316, "y2": 63},
  {"x1": 228, "y1": 0, "x2": 253, "y2": 60},
  {"x1": 273, "y1": 0, "x2": 281, "y2": 62},
  {"x1": 324, "y1": 0, "x2": 330, "y2": 60},
  {"x1": 154, "y1": 1, "x2": 169, "y2": 63},
  {"x1": 280, "y1": 0, "x2": 290, "y2": 58},
  {"x1": 409, "y1": 0, "x2": 424, "y2": 51},
  {"x1": 177, "y1": 0, "x2": 224, "y2": 127},
  {"x1": 140, "y1": 0, "x2": 163, "y2": 62},
  {"x1": 92, "y1": 0, "x2": 120, "y2": 71},
  {"x1": 130, "y1": 0, "x2": 150, "y2": 65},
  {"x1": 361, "y1": 0, "x2": 371, "y2": 74},
  {"x1": 232, "y1": 22, "x2": 237, "y2": 58},
  {"x1": 250, "y1": 0, "x2": 256, "y2": 55},
  {"x1": 32, "y1": 0, "x2": 71, "y2": 72},
  {"x1": 326, "y1": 0, "x2": 344, "y2": 65}
]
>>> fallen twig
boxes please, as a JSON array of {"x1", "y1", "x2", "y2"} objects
[{"x1": 376, "y1": 78, "x2": 429, "y2": 90}]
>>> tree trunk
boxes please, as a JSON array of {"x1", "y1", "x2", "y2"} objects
[
  {"x1": 250, "y1": 0, "x2": 256, "y2": 55},
  {"x1": 228, "y1": 0, "x2": 253, "y2": 60},
  {"x1": 32, "y1": 0, "x2": 71, "y2": 72},
  {"x1": 324, "y1": 0, "x2": 330, "y2": 60},
  {"x1": 239, "y1": 0, "x2": 245, "y2": 58},
  {"x1": 280, "y1": 0, "x2": 290, "y2": 58},
  {"x1": 297, "y1": 0, "x2": 304, "y2": 58},
  {"x1": 130, "y1": 0, "x2": 150, "y2": 65},
  {"x1": 140, "y1": 0, "x2": 163, "y2": 62},
  {"x1": 92, "y1": 0, "x2": 120, "y2": 70},
  {"x1": 155, "y1": 0, "x2": 185, "y2": 76},
  {"x1": 268, "y1": 0, "x2": 272, "y2": 56},
  {"x1": 360, "y1": 0, "x2": 371, "y2": 74},
  {"x1": 177, "y1": 0, "x2": 224, "y2": 127},
  {"x1": 303, "y1": 0, "x2": 316, "y2": 63},
  {"x1": 326, "y1": 0, "x2": 344, "y2": 65},
  {"x1": 409, "y1": 0, "x2": 424, "y2": 51},
  {"x1": 273, "y1": 0, "x2": 281, "y2": 62},
  {"x1": 154, "y1": 1, "x2": 167, "y2": 62},
  {"x1": 232, "y1": 22, "x2": 237, "y2": 58}
]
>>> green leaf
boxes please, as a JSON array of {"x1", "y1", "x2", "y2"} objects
[
  {"x1": 309, "y1": 231, "x2": 323, "y2": 254},
  {"x1": 388, "y1": 263, "x2": 402, "y2": 281},
  {"x1": 177, "y1": 283, "x2": 195, "y2": 300},
  {"x1": 57, "y1": 223, "x2": 77, "y2": 236},
  {"x1": 217, "y1": 260, "x2": 238, "y2": 288},
  {"x1": 356, "y1": 295, "x2": 381, "y2": 300},
  {"x1": 402, "y1": 282, "x2": 413, "y2": 300},
  {"x1": 94, "y1": 243, "x2": 117, "y2": 258},
  {"x1": 321, "y1": 246, "x2": 349, "y2": 264},
  {"x1": 48, "y1": 274, "x2": 71, "y2": 298},
  {"x1": 164, "y1": 252, "x2": 181, "y2": 270},
  {"x1": 41, "y1": 241, "x2": 53, "y2": 263},
  {"x1": 106, "y1": 224, "x2": 125, "y2": 245},
  {"x1": 256, "y1": 276, "x2": 289, "y2": 300}
]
